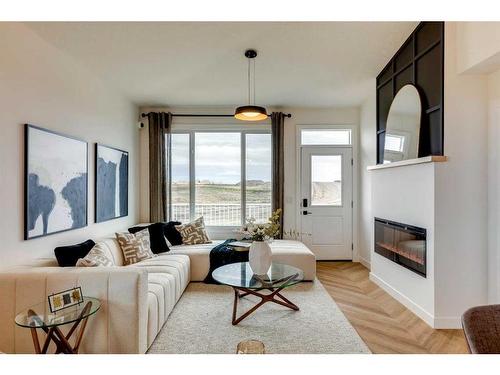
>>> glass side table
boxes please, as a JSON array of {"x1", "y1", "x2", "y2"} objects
[{"x1": 15, "y1": 296, "x2": 100, "y2": 354}]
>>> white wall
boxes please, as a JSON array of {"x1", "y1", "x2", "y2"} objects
[
  {"x1": 487, "y1": 69, "x2": 500, "y2": 302},
  {"x1": 433, "y1": 23, "x2": 488, "y2": 324},
  {"x1": 0, "y1": 23, "x2": 140, "y2": 267},
  {"x1": 457, "y1": 22, "x2": 500, "y2": 74},
  {"x1": 455, "y1": 22, "x2": 500, "y2": 304},
  {"x1": 366, "y1": 23, "x2": 490, "y2": 328},
  {"x1": 279, "y1": 107, "x2": 359, "y2": 240},
  {"x1": 370, "y1": 163, "x2": 436, "y2": 324},
  {"x1": 359, "y1": 86, "x2": 376, "y2": 267},
  {"x1": 138, "y1": 106, "x2": 360, "y2": 256}
]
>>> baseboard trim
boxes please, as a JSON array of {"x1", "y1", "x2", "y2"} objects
[
  {"x1": 359, "y1": 257, "x2": 371, "y2": 270},
  {"x1": 369, "y1": 272, "x2": 435, "y2": 328},
  {"x1": 433, "y1": 316, "x2": 462, "y2": 329}
]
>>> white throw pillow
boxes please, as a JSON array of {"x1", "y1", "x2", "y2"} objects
[
  {"x1": 116, "y1": 228, "x2": 155, "y2": 265},
  {"x1": 175, "y1": 216, "x2": 211, "y2": 245},
  {"x1": 76, "y1": 242, "x2": 114, "y2": 267}
]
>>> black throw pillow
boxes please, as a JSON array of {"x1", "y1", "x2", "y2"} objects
[
  {"x1": 164, "y1": 221, "x2": 183, "y2": 246},
  {"x1": 54, "y1": 239, "x2": 96, "y2": 267},
  {"x1": 128, "y1": 223, "x2": 170, "y2": 254}
]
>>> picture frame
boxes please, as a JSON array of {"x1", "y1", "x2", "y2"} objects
[
  {"x1": 24, "y1": 124, "x2": 88, "y2": 240},
  {"x1": 95, "y1": 143, "x2": 129, "y2": 223},
  {"x1": 47, "y1": 287, "x2": 84, "y2": 313}
]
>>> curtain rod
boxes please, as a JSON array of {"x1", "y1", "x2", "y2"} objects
[{"x1": 140, "y1": 112, "x2": 292, "y2": 118}]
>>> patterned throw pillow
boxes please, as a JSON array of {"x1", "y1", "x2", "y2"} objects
[
  {"x1": 116, "y1": 229, "x2": 155, "y2": 265},
  {"x1": 175, "y1": 217, "x2": 211, "y2": 245},
  {"x1": 76, "y1": 242, "x2": 114, "y2": 267}
]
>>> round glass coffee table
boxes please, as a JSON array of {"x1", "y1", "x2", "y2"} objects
[
  {"x1": 15, "y1": 297, "x2": 100, "y2": 354},
  {"x1": 212, "y1": 262, "x2": 303, "y2": 325}
]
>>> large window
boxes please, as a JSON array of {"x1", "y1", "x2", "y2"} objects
[{"x1": 170, "y1": 131, "x2": 272, "y2": 226}]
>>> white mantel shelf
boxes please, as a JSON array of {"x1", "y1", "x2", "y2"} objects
[{"x1": 367, "y1": 155, "x2": 448, "y2": 171}]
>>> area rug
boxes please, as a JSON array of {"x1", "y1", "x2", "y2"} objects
[{"x1": 148, "y1": 279, "x2": 371, "y2": 354}]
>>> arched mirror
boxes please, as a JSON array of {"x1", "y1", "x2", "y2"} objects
[{"x1": 383, "y1": 84, "x2": 422, "y2": 163}]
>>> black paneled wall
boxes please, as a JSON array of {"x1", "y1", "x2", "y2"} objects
[{"x1": 376, "y1": 22, "x2": 444, "y2": 164}]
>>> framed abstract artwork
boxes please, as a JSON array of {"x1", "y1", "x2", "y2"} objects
[
  {"x1": 95, "y1": 144, "x2": 128, "y2": 223},
  {"x1": 25, "y1": 124, "x2": 88, "y2": 240}
]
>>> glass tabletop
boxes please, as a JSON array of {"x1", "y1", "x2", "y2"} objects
[
  {"x1": 15, "y1": 297, "x2": 101, "y2": 328},
  {"x1": 212, "y1": 262, "x2": 303, "y2": 289}
]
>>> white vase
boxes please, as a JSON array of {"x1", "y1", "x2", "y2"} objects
[{"x1": 249, "y1": 240, "x2": 272, "y2": 275}]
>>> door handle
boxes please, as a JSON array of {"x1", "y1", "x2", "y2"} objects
[{"x1": 302, "y1": 211, "x2": 312, "y2": 215}]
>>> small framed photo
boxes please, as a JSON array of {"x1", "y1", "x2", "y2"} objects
[{"x1": 48, "y1": 287, "x2": 84, "y2": 313}]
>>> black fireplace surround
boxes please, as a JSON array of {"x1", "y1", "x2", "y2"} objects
[{"x1": 374, "y1": 218, "x2": 427, "y2": 277}]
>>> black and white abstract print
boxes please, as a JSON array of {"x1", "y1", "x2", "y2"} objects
[
  {"x1": 95, "y1": 144, "x2": 128, "y2": 223},
  {"x1": 25, "y1": 125, "x2": 88, "y2": 240}
]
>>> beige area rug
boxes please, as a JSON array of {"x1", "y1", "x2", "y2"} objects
[{"x1": 148, "y1": 279, "x2": 370, "y2": 354}]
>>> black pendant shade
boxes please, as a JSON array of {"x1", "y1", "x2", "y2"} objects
[
  {"x1": 235, "y1": 49, "x2": 268, "y2": 122},
  {"x1": 234, "y1": 105, "x2": 268, "y2": 121}
]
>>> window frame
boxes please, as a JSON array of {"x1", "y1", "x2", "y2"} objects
[{"x1": 169, "y1": 126, "x2": 272, "y2": 231}]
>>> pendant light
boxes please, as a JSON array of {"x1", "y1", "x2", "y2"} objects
[{"x1": 234, "y1": 49, "x2": 268, "y2": 121}]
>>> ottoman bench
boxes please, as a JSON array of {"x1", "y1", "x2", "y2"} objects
[{"x1": 168, "y1": 239, "x2": 316, "y2": 281}]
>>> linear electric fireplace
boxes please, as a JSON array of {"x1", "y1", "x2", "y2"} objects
[{"x1": 374, "y1": 218, "x2": 427, "y2": 277}]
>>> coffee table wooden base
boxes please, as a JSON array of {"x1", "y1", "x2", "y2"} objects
[
  {"x1": 28, "y1": 301, "x2": 92, "y2": 354},
  {"x1": 231, "y1": 286, "x2": 299, "y2": 325}
]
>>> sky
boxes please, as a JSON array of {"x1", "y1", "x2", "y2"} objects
[{"x1": 171, "y1": 132, "x2": 271, "y2": 184}]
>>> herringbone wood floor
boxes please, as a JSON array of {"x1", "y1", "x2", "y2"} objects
[{"x1": 316, "y1": 261, "x2": 468, "y2": 354}]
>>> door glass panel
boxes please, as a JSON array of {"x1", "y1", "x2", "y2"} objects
[
  {"x1": 311, "y1": 155, "x2": 342, "y2": 206},
  {"x1": 195, "y1": 132, "x2": 241, "y2": 226},
  {"x1": 171, "y1": 134, "x2": 190, "y2": 222}
]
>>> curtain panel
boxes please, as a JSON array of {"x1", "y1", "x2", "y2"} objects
[
  {"x1": 148, "y1": 112, "x2": 172, "y2": 222},
  {"x1": 271, "y1": 112, "x2": 285, "y2": 238}
]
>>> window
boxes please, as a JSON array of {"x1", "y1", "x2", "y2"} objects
[
  {"x1": 171, "y1": 134, "x2": 190, "y2": 222},
  {"x1": 245, "y1": 134, "x2": 272, "y2": 223},
  {"x1": 169, "y1": 131, "x2": 271, "y2": 227},
  {"x1": 384, "y1": 134, "x2": 405, "y2": 152},
  {"x1": 301, "y1": 129, "x2": 351, "y2": 146}
]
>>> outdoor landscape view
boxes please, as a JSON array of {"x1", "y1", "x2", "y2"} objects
[{"x1": 170, "y1": 132, "x2": 272, "y2": 226}]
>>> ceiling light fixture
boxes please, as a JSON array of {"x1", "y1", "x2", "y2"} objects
[{"x1": 234, "y1": 49, "x2": 268, "y2": 122}]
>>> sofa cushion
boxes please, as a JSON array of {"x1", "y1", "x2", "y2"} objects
[
  {"x1": 76, "y1": 242, "x2": 114, "y2": 267},
  {"x1": 132, "y1": 254, "x2": 190, "y2": 300},
  {"x1": 164, "y1": 221, "x2": 183, "y2": 246},
  {"x1": 93, "y1": 238, "x2": 125, "y2": 266},
  {"x1": 54, "y1": 239, "x2": 96, "y2": 267},
  {"x1": 169, "y1": 241, "x2": 224, "y2": 281},
  {"x1": 175, "y1": 217, "x2": 211, "y2": 245},
  {"x1": 116, "y1": 230, "x2": 155, "y2": 265},
  {"x1": 129, "y1": 223, "x2": 170, "y2": 254}
]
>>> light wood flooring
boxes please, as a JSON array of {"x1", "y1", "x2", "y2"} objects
[{"x1": 316, "y1": 261, "x2": 468, "y2": 354}]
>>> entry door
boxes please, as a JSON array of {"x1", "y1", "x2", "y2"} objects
[{"x1": 300, "y1": 147, "x2": 353, "y2": 260}]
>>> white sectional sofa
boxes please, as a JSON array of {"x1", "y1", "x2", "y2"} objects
[{"x1": 0, "y1": 237, "x2": 316, "y2": 354}]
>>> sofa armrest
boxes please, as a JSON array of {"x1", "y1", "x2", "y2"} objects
[{"x1": 0, "y1": 266, "x2": 148, "y2": 354}]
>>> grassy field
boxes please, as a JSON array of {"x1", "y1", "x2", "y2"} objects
[{"x1": 171, "y1": 183, "x2": 271, "y2": 204}]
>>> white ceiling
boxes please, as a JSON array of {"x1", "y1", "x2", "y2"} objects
[{"x1": 26, "y1": 22, "x2": 417, "y2": 108}]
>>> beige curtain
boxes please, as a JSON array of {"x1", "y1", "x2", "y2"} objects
[
  {"x1": 148, "y1": 112, "x2": 172, "y2": 222},
  {"x1": 271, "y1": 112, "x2": 285, "y2": 238}
]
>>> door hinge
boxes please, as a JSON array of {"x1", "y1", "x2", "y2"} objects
[
  {"x1": 351, "y1": 243, "x2": 354, "y2": 251},
  {"x1": 351, "y1": 158, "x2": 353, "y2": 166},
  {"x1": 351, "y1": 200, "x2": 353, "y2": 208}
]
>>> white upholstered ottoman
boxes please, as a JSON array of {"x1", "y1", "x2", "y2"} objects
[{"x1": 168, "y1": 239, "x2": 316, "y2": 281}]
